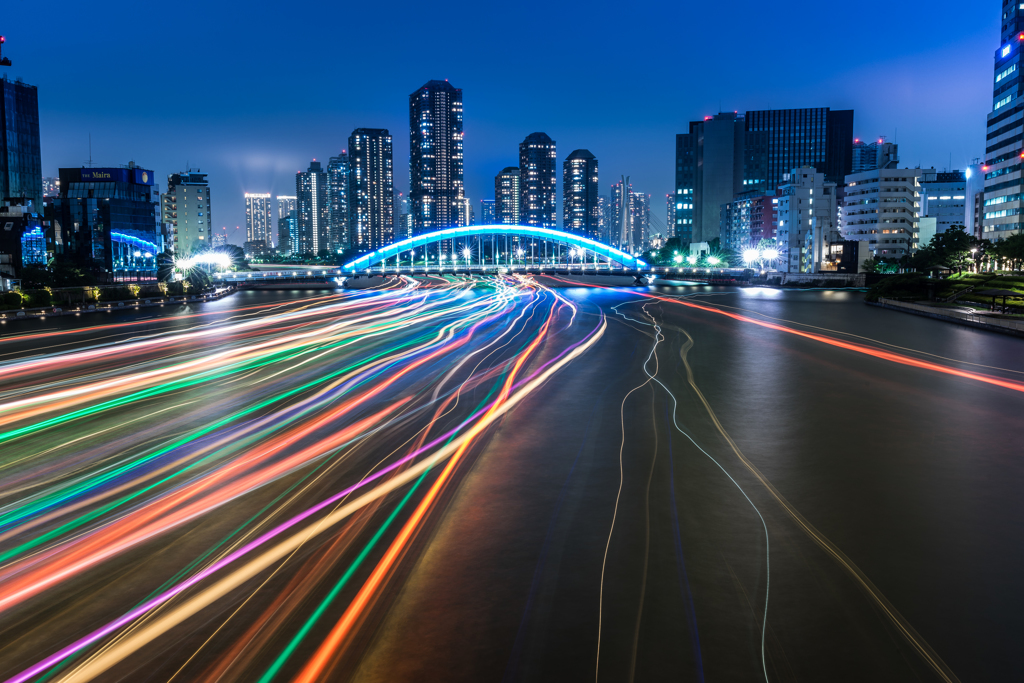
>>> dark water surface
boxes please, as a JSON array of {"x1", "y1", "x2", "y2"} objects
[{"x1": 1, "y1": 284, "x2": 1020, "y2": 682}]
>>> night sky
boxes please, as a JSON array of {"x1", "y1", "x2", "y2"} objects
[{"x1": 6, "y1": 0, "x2": 997, "y2": 244}]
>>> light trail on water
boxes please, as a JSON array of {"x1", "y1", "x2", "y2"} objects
[{"x1": 0, "y1": 276, "x2": 605, "y2": 683}]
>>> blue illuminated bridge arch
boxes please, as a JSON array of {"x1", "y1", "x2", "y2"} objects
[{"x1": 342, "y1": 225, "x2": 648, "y2": 271}]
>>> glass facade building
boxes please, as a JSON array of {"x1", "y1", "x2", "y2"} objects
[
  {"x1": 983, "y1": 3, "x2": 1024, "y2": 240},
  {"x1": 0, "y1": 76, "x2": 42, "y2": 209},
  {"x1": 48, "y1": 166, "x2": 159, "y2": 281}
]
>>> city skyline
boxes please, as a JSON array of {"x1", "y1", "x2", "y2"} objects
[{"x1": 6, "y1": 0, "x2": 995, "y2": 245}]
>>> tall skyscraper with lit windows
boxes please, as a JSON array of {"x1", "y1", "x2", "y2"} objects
[
  {"x1": 519, "y1": 133, "x2": 557, "y2": 228},
  {"x1": 348, "y1": 128, "x2": 394, "y2": 250},
  {"x1": 244, "y1": 193, "x2": 272, "y2": 245},
  {"x1": 276, "y1": 195, "x2": 297, "y2": 254},
  {"x1": 409, "y1": 80, "x2": 464, "y2": 233},
  {"x1": 295, "y1": 161, "x2": 328, "y2": 255},
  {"x1": 562, "y1": 149, "x2": 599, "y2": 238},
  {"x1": 495, "y1": 167, "x2": 520, "y2": 224},
  {"x1": 327, "y1": 152, "x2": 349, "y2": 251},
  {"x1": 983, "y1": 4, "x2": 1024, "y2": 240}
]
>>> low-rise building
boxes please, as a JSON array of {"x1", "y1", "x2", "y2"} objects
[
  {"x1": 163, "y1": 170, "x2": 212, "y2": 255},
  {"x1": 841, "y1": 147, "x2": 923, "y2": 259},
  {"x1": 47, "y1": 165, "x2": 160, "y2": 281},
  {"x1": 721, "y1": 192, "x2": 778, "y2": 253},
  {"x1": 776, "y1": 168, "x2": 838, "y2": 273},
  {"x1": 919, "y1": 170, "x2": 966, "y2": 234}
]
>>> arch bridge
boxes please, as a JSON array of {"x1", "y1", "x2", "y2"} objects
[{"x1": 341, "y1": 225, "x2": 649, "y2": 272}]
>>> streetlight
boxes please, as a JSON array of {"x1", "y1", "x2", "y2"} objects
[
  {"x1": 742, "y1": 248, "x2": 760, "y2": 265},
  {"x1": 686, "y1": 255, "x2": 697, "y2": 265},
  {"x1": 462, "y1": 247, "x2": 471, "y2": 268},
  {"x1": 707, "y1": 255, "x2": 721, "y2": 266}
]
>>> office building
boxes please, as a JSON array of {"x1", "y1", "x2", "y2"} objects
[
  {"x1": 851, "y1": 139, "x2": 899, "y2": 174},
  {"x1": 609, "y1": 178, "x2": 649, "y2": 251},
  {"x1": 457, "y1": 197, "x2": 474, "y2": 226},
  {"x1": 480, "y1": 198, "x2": 496, "y2": 225},
  {"x1": 562, "y1": 149, "x2": 600, "y2": 239},
  {"x1": 983, "y1": 3, "x2": 1024, "y2": 240},
  {"x1": 244, "y1": 192, "x2": 272, "y2": 246},
  {"x1": 295, "y1": 161, "x2": 329, "y2": 255},
  {"x1": 409, "y1": 80, "x2": 464, "y2": 233},
  {"x1": 394, "y1": 190, "x2": 411, "y2": 238},
  {"x1": 842, "y1": 161, "x2": 923, "y2": 259},
  {"x1": 610, "y1": 178, "x2": 632, "y2": 249},
  {"x1": 162, "y1": 170, "x2": 211, "y2": 255},
  {"x1": 42, "y1": 177, "x2": 59, "y2": 197},
  {"x1": 0, "y1": 200, "x2": 45, "y2": 280},
  {"x1": 277, "y1": 195, "x2": 297, "y2": 221},
  {"x1": 327, "y1": 152, "x2": 349, "y2": 251},
  {"x1": 666, "y1": 195, "x2": 676, "y2": 239},
  {"x1": 212, "y1": 231, "x2": 227, "y2": 247},
  {"x1": 495, "y1": 167, "x2": 520, "y2": 224},
  {"x1": 598, "y1": 195, "x2": 609, "y2": 243},
  {"x1": 722, "y1": 193, "x2": 778, "y2": 253},
  {"x1": 519, "y1": 132, "x2": 557, "y2": 228},
  {"x1": 0, "y1": 75, "x2": 42, "y2": 208},
  {"x1": 919, "y1": 171, "x2": 966, "y2": 235},
  {"x1": 965, "y1": 161, "x2": 985, "y2": 238},
  {"x1": 744, "y1": 108, "x2": 853, "y2": 189},
  {"x1": 675, "y1": 108, "x2": 853, "y2": 244},
  {"x1": 853, "y1": 138, "x2": 882, "y2": 173},
  {"x1": 50, "y1": 165, "x2": 160, "y2": 280},
  {"x1": 776, "y1": 168, "x2": 838, "y2": 273},
  {"x1": 348, "y1": 128, "x2": 394, "y2": 251},
  {"x1": 630, "y1": 191, "x2": 650, "y2": 248},
  {"x1": 276, "y1": 196, "x2": 297, "y2": 254}
]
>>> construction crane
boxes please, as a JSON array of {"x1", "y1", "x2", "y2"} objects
[{"x1": 0, "y1": 36, "x2": 10, "y2": 67}]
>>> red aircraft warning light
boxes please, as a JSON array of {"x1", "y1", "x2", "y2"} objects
[{"x1": 0, "y1": 36, "x2": 10, "y2": 67}]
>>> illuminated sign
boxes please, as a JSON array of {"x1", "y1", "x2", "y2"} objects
[
  {"x1": 78, "y1": 168, "x2": 154, "y2": 184},
  {"x1": 1003, "y1": 45, "x2": 1012, "y2": 58},
  {"x1": 80, "y1": 168, "x2": 129, "y2": 182}
]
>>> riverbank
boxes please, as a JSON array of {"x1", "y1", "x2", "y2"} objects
[
  {"x1": 0, "y1": 286, "x2": 236, "y2": 322},
  {"x1": 869, "y1": 297, "x2": 1024, "y2": 338}
]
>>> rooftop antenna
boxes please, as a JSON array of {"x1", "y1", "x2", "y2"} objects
[
  {"x1": 87, "y1": 133, "x2": 93, "y2": 167},
  {"x1": 0, "y1": 36, "x2": 11, "y2": 67}
]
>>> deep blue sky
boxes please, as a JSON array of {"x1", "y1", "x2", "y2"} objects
[{"x1": 6, "y1": 0, "x2": 997, "y2": 244}]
